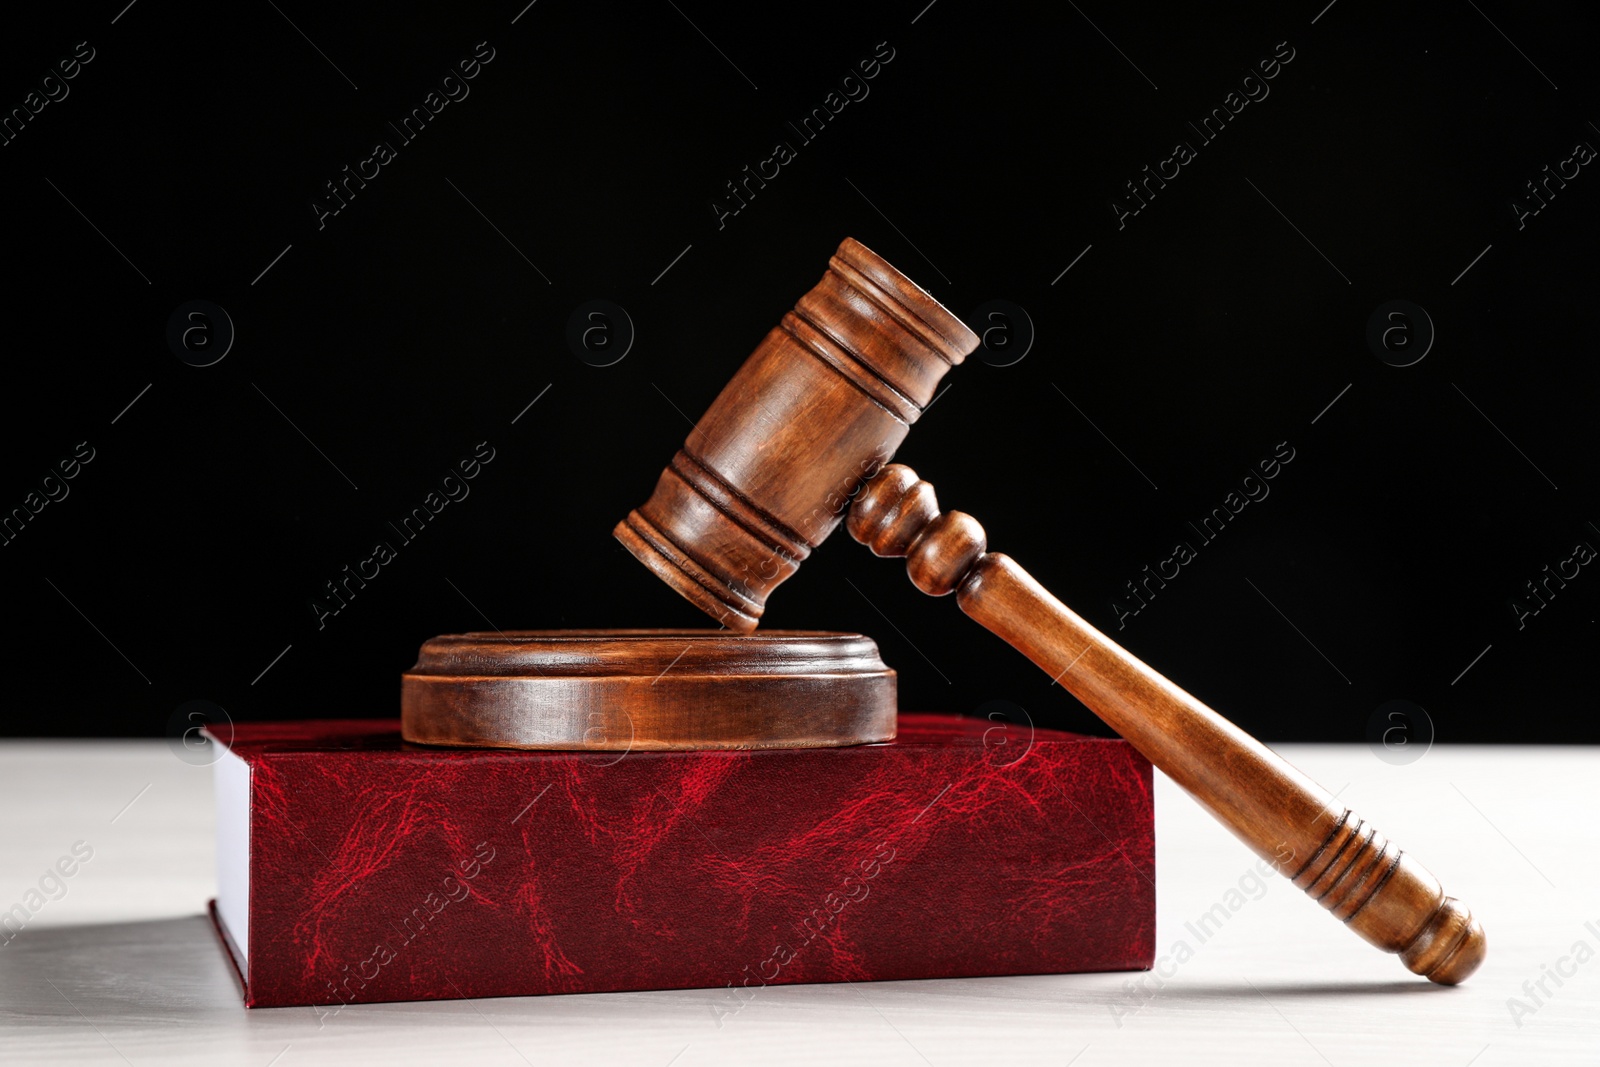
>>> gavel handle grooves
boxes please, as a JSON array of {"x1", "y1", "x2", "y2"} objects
[{"x1": 848, "y1": 465, "x2": 1486, "y2": 985}]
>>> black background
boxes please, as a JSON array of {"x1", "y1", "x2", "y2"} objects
[{"x1": 2, "y1": 1, "x2": 1595, "y2": 742}]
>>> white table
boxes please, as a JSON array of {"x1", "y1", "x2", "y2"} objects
[{"x1": 1, "y1": 741, "x2": 1594, "y2": 1066}]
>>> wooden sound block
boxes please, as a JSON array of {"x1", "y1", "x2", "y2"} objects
[{"x1": 400, "y1": 630, "x2": 896, "y2": 751}]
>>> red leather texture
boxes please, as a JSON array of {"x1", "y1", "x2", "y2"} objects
[{"x1": 214, "y1": 714, "x2": 1154, "y2": 1008}]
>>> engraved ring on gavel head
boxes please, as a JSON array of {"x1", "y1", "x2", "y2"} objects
[{"x1": 615, "y1": 237, "x2": 980, "y2": 631}]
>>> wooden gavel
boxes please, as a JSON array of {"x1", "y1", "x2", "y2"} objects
[{"x1": 617, "y1": 237, "x2": 1485, "y2": 984}]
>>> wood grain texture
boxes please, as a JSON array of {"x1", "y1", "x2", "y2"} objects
[
  {"x1": 848, "y1": 466, "x2": 1487, "y2": 985},
  {"x1": 401, "y1": 629, "x2": 895, "y2": 750},
  {"x1": 615, "y1": 237, "x2": 978, "y2": 631}
]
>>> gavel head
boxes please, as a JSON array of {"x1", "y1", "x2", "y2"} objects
[{"x1": 616, "y1": 237, "x2": 979, "y2": 631}]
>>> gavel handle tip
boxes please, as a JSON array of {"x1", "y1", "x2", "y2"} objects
[{"x1": 1402, "y1": 898, "x2": 1486, "y2": 985}]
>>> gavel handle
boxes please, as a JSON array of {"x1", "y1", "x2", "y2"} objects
[{"x1": 848, "y1": 465, "x2": 1486, "y2": 984}]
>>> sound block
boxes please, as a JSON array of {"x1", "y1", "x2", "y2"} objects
[{"x1": 401, "y1": 629, "x2": 896, "y2": 751}]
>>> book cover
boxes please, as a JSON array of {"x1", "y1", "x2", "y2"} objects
[{"x1": 207, "y1": 714, "x2": 1154, "y2": 1011}]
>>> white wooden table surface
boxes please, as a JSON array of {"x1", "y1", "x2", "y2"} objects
[{"x1": 1, "y1": 741, "x2": 1595, "y2": 1066}]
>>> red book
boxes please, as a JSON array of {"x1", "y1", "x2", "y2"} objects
[{"x1": 207, "y1": 715, "x2": 1153, "y2": 1012}]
